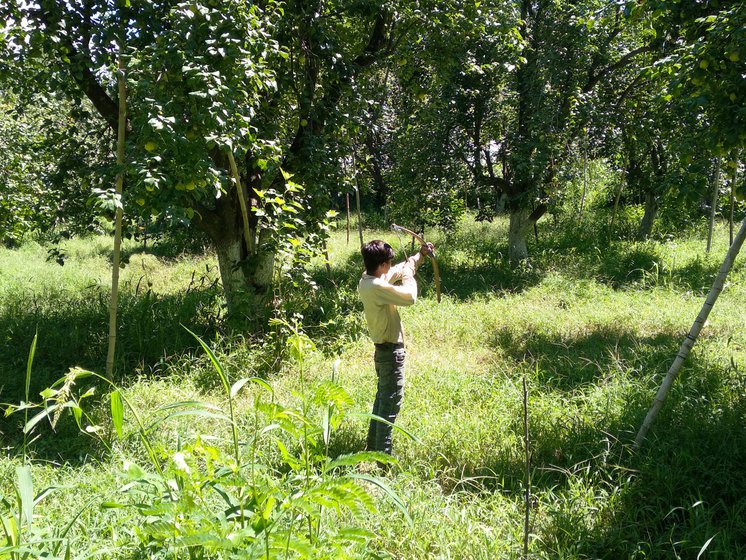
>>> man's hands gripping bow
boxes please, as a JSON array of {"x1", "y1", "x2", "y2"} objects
[{"x1": 391, "y1": 223, "x2": 441, "y2": 303}]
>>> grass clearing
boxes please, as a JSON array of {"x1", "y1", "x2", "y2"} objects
[{"x1": 1, "y1": 215, "x2": 745, "y2": 558}]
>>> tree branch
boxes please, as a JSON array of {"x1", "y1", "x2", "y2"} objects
[
  {"x1": 37, "y1": 0, "x2": 120, "y2": 132},
  {"x1": 585, "y1": 45, "x2": 654, "y2": 92}
]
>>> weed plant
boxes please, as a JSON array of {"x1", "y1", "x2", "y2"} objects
[{"x1": 1, "y1": 214, "x2": 746, "y2": 558}]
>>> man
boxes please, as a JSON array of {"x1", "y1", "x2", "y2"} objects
[{"x1": 358, "y1": 239, "x2": 433, "y2": 455}]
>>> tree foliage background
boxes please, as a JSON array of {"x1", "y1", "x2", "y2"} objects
[{"x1": 0, "y1": 0, "x2": 744, "y2": 312}]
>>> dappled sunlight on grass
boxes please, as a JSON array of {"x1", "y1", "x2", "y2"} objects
[{"x1": 2, "y1": 218, "x2": 746, "y2": 558}]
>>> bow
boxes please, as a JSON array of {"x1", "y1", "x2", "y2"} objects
[{"x1": 391, "y1": 223, "x2": 441, "y2": 303}]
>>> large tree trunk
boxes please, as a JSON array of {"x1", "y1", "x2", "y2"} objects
[
  {"x1": 194, "y1": 190, "x2": 275, "y2": 316},
  {"x1": 509, "y1": 208, "x2": 532, "y2": 262},
  {"x1": 508, "y1": 204, "x2": 546, "y2": 263},
  {"x1": 639, "y1": 191, "x2": 659, "y2": 239}
]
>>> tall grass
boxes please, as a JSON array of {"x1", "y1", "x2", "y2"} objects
[{"x1": 1, "y1": 214, "x2": 746, "y2": 558}]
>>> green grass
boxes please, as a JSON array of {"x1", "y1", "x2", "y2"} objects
[{"x1": 1, "y1": 213, "x2": 746, "y2": 558}]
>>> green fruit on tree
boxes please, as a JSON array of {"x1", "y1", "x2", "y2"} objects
[{"x1": 144, "y1": 141, "x2": 158, "y2": 152}]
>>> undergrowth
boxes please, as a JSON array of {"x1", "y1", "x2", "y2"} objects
[{"x1": 1, "y1": 214, "x2": 745, "y2": 558}]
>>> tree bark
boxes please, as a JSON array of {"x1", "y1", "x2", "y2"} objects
[
  {"x1": 508, "y1": 204, "x2": 546, "y2": 263},
  {"x1": 639, "y1": 191, "x2": 659, "y2": 239},
  {"x1": 635, "y1": 217, "x2": 746, "y2": 448},
  {"x1": 193, "y1": 190, "x2": 274, "y2": 316},
  {"x1": 730, "y1": 160, "x2": 738, "y2": 245},
  {"x1": 706, "y1": 157, "x2": 721, "y2": 253}
]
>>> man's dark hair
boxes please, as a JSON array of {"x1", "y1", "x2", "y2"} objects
[{"x1": 361, "y1": 240, "x2": 394, "y2": 275}]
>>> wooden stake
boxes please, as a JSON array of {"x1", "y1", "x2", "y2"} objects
[
  {"x1": 635, "y1": 217, "x2": 746, "y2": 448},
  {"x1": 610, "y1": 176, "x2": 623, "y2": 233},
  {"x1": 227, "y1": 149, "x2": 255, "y2": 255},
  {"x1": 106, "y1": 54, "x2": 127, "y2": 379},
  {"x1": 579, "y1": 131, "x2": 587, "y2": 220},
  {"x1": 346, "y1": 192, "x2": 350, "y2": 245}
]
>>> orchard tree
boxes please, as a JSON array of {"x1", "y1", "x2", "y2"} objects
[
  {"x1": 1, "y1": 0, "x2": 396, "y2": 315},
  {"x1": 603, "y1": 0, "x2": 745, "y2": 238},
  {"x1": 641, "y1": 0, "x2": 744, "y2": 153},
  {"x1": 380, "y1": 0, "x2": 655, "y2": 261}
]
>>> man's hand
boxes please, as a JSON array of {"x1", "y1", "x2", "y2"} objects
[{"x1": 419, "y1": 242, "x2": 435, "y2": 257}]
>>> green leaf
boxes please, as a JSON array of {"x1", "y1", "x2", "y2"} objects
[
  {"x1": 25, "y1": 333, "x2": 37, "y2": 401},
  {"x1": 16, "y1": 466, "x2": 33, "y2": 529},
  {"x1": 33, "y1": 485, "x2": 58, "y2": 506},
  {"x1": 111, "y1": 390, "x2": 124, "y2": 440},
  {"x1": 0, "y1": 515, "x2": 18, "y2": 546},
  {"x1": 286, "y1": 333, "x2": 315, "y2": 363},
  {"x1": 348, "y1": 473, "x2": 413, "y2": 528},
  {"x1": 337, "y1": 527, "x2": 375, "y2": 542},
  {"x1": 124, "y1": 461, "x2": 146, "y2": 480},
  {"x1": 71, "y1": 405, "x2": 83, "y2": 428},
  {"x1": 39, "y1": 388, "x2": 58, "y2": 399},
  {"x1": 230, "y1": 377, "x2": 273, "y2": 399},
  {"x1": 184, "y1": 327, "x2": 231, "y2": 396},
  {"x1": 24, "y1": 404, "x2": 59, "y2": 434},
  {"x1": 100, "y1": 502, "x2": 127, "y2": 509},
  {"x1": 697, "y1": 535, "x2": 717, "y2": 559}
]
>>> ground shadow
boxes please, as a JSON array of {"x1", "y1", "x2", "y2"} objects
[
  {"x1": 492, "y1": 325, "x2": 678, "y2": 392},
  {"x1": 0, "y1": 283, "x2": 223, "y2": 462},
  {"x1": 413, "y1": 324, "x2": 746, "y2": 557},
  {"x1": 590, "y1": 398, "x2": 746, "y2": 558}
]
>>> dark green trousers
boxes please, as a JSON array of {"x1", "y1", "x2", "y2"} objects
[{"x1": 366, "y1": 342, "x2": 406, "y2": 454}]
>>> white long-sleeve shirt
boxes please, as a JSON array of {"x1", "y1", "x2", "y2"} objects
[{"x1": 358, "y1": 260, "x2": 418, "y2": 344}]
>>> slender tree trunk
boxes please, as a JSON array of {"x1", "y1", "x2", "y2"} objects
[
  {"x1": 639, "y1": 191, "x2": 659, "y2": 239},
  {"x1": 707, "y1": 157, "x2": 721, "y2": 253},
  {"x1": 635, "y1": 217, "x2": 746, "y2": 448},
  {"x1": 730, "y1": 160, "x2": 738, "y2": 245},
  {"x1": 352, "y1": 150, "x2": 364, "y2": 248},
  {"x1": 106, "y1": 55, "x2": 127, "y2": 379},
  {"x1": 522, "y1": 375, "x2": 531, "y2": 560},
  {"x1": 579, "y1": 132, "x2": 587, "y2": 220},
  {"x1": 355, "y1": 183, "x2": 364, "y2": 249},
  {"x1": 346, "y1": 192, "x2": 350, "y2": 245},
  {"x1": 609, "y1": 177, "x2": 624, "y2": 233}
]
